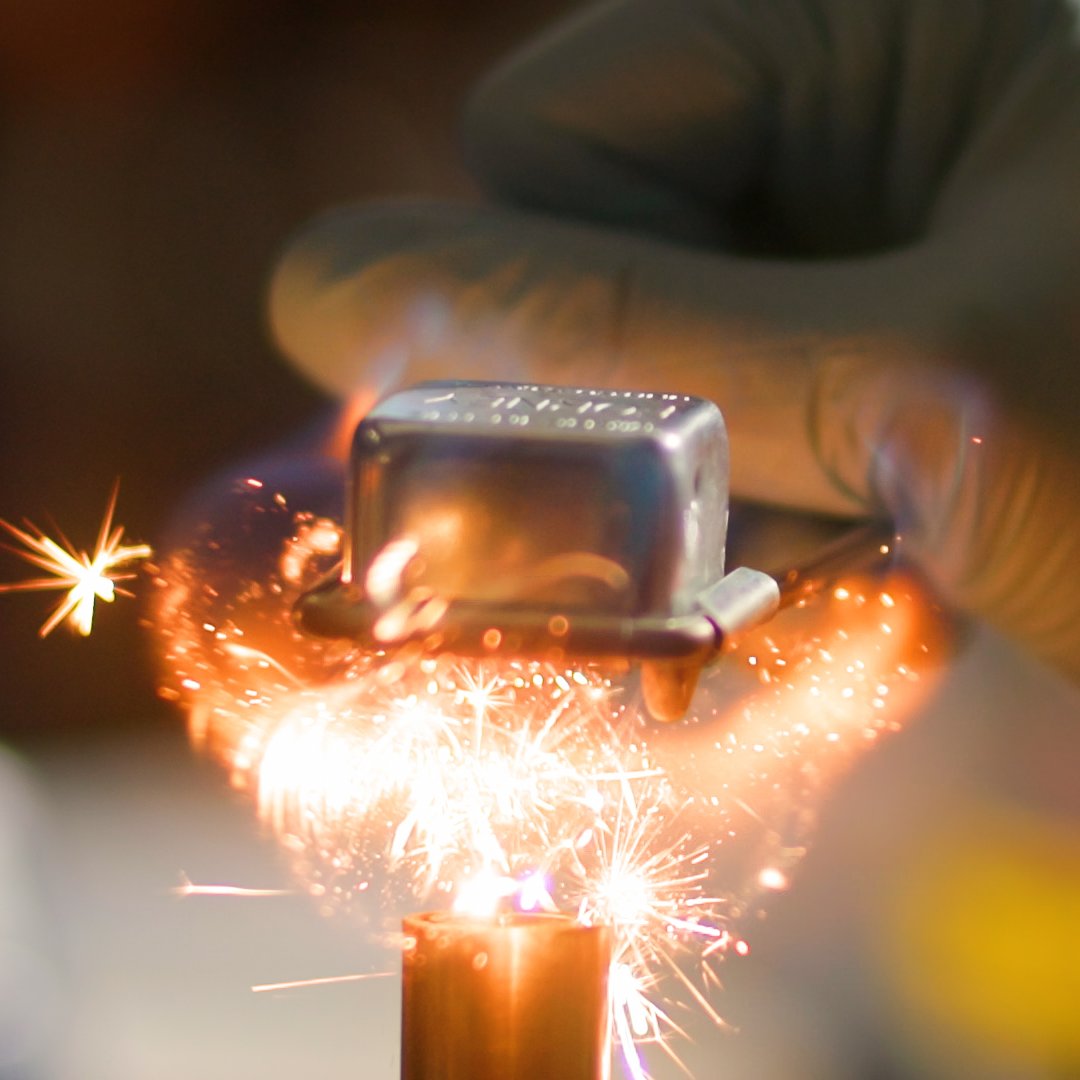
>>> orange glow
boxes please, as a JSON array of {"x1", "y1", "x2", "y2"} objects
[
  {"x1": 151, "y1": 480, "x2": 948, "y2": 1076},
  {"x1": 326, "y1": 389, "x2": 380, "y2": 460}
]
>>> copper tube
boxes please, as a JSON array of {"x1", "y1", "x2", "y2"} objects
[{"x1": 401, "y1": 911, "x2": 612, "y2": 1080}]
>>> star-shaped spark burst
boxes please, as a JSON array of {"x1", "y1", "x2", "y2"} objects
[{"x1": 0, "y1": 484, "x2": 151, "y2": 637}]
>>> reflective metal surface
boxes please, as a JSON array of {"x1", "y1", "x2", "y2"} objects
[
  {"x1": 298, "y1": 381, "x2": 734, "y2": 664},
  {"x1": 401, "y1": 912, "x2": 611, "y2": 1080},
  {"x1": 295, "y1": 381, "x2": 894, "y2": 720}
]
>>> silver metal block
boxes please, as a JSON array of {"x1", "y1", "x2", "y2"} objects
[
  {"x1": 298, "y1": 381, "x2": 731, "y2": 664},
  {"x1": 294, "y1": 380, "x2": 895, "y2": 720}
]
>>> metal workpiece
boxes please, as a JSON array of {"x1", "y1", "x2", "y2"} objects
[
  {"x1": 697, "y1": 566, "x2": 781, "y2": 638},
  {"x1": 295, "y1": 381, "x2": 896, "y2": 721},
  {"x1": 343, "y1": 381, "x2": 729, "y2": 619}
]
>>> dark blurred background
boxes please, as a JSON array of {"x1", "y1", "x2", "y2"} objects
[{"x1": 0, "y1": 0, "x2": 575, "y2": 744}]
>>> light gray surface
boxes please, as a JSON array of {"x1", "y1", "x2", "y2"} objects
[{"x1": 6, "y1": 624, "x2": 1079, "y2": 1079}]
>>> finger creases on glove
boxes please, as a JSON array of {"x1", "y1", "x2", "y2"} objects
[
  {"x1": 270, "y1": 201, "x2": 889, "y2": 515},
  {"x1": 269, "y1": 203, "x2": 636, "y2": 400},
  {"x1": 462, "y1": 0, "x2": 1077, "y2": 255}
]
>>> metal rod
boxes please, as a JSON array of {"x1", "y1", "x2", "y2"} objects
[
  {"x1": 770, "y1": 520, "x2": 897, "y2": 610},
  {"x1": 401, "y1": 911, "x2": 612, "y2": 1080}
]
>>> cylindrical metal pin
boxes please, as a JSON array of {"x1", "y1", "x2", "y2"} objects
[{"x1": 401, "y1": 911, "x2": 612, "y2": 1080}]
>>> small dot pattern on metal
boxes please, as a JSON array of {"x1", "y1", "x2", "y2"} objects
[{"x1": 368, "y1": 383, "x2": 703, "y2": 438}]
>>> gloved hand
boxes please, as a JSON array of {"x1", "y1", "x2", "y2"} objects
[{"x1": 270, "y1": 0, "x2": 1080, "y2": 680}]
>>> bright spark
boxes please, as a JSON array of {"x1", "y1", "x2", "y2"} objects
[
  {"x1": 251, "y1": 971, "x2": 394, "y2": 994},
  {"x1": 0, "y1": 484, "x2": 150, "y2": 637},
  {"x1": 172, "y1": 873, "x2": 293, "y2": 898},
  {"x1": 151, "y1": 492, "x2": 944, "y2": 1078},
  {"x1": 569, "y1": 780, "x2": 730, "y2": 1075}
]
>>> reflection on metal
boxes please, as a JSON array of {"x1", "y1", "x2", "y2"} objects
[
  {"x1": 296, "y1": 381, "x2": 894, "y2": 720},
  {"x1": 401, "y1": 911, "x2": 611, "y2": 1080}
]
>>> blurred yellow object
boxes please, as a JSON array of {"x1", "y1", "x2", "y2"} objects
[{"x1": 882, "y1": 800, "x2": 1080, "y2": 1070}]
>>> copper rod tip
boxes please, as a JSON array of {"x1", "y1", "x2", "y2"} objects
[{"x1": 401, "y1": 911, "x2": 612, "y2": 1080}]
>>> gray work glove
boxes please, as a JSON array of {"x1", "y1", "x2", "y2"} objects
[{"x1": 270, "y1": 0, "x2": 1080, "y2": 680}]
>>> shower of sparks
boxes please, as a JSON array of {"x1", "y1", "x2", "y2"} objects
[
  {"x1": 151, "y1": 481, "x2": 944, "y2": 1079},
  {"x1": 0, "y1": 485, "x2": 151, "y2": 637},
  {"x1": 248, "y1": 658, "x2": 632, "y2": 902},
  {"x1": 569, "y1": 783, "x2": 736, "y2": 1074}
]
